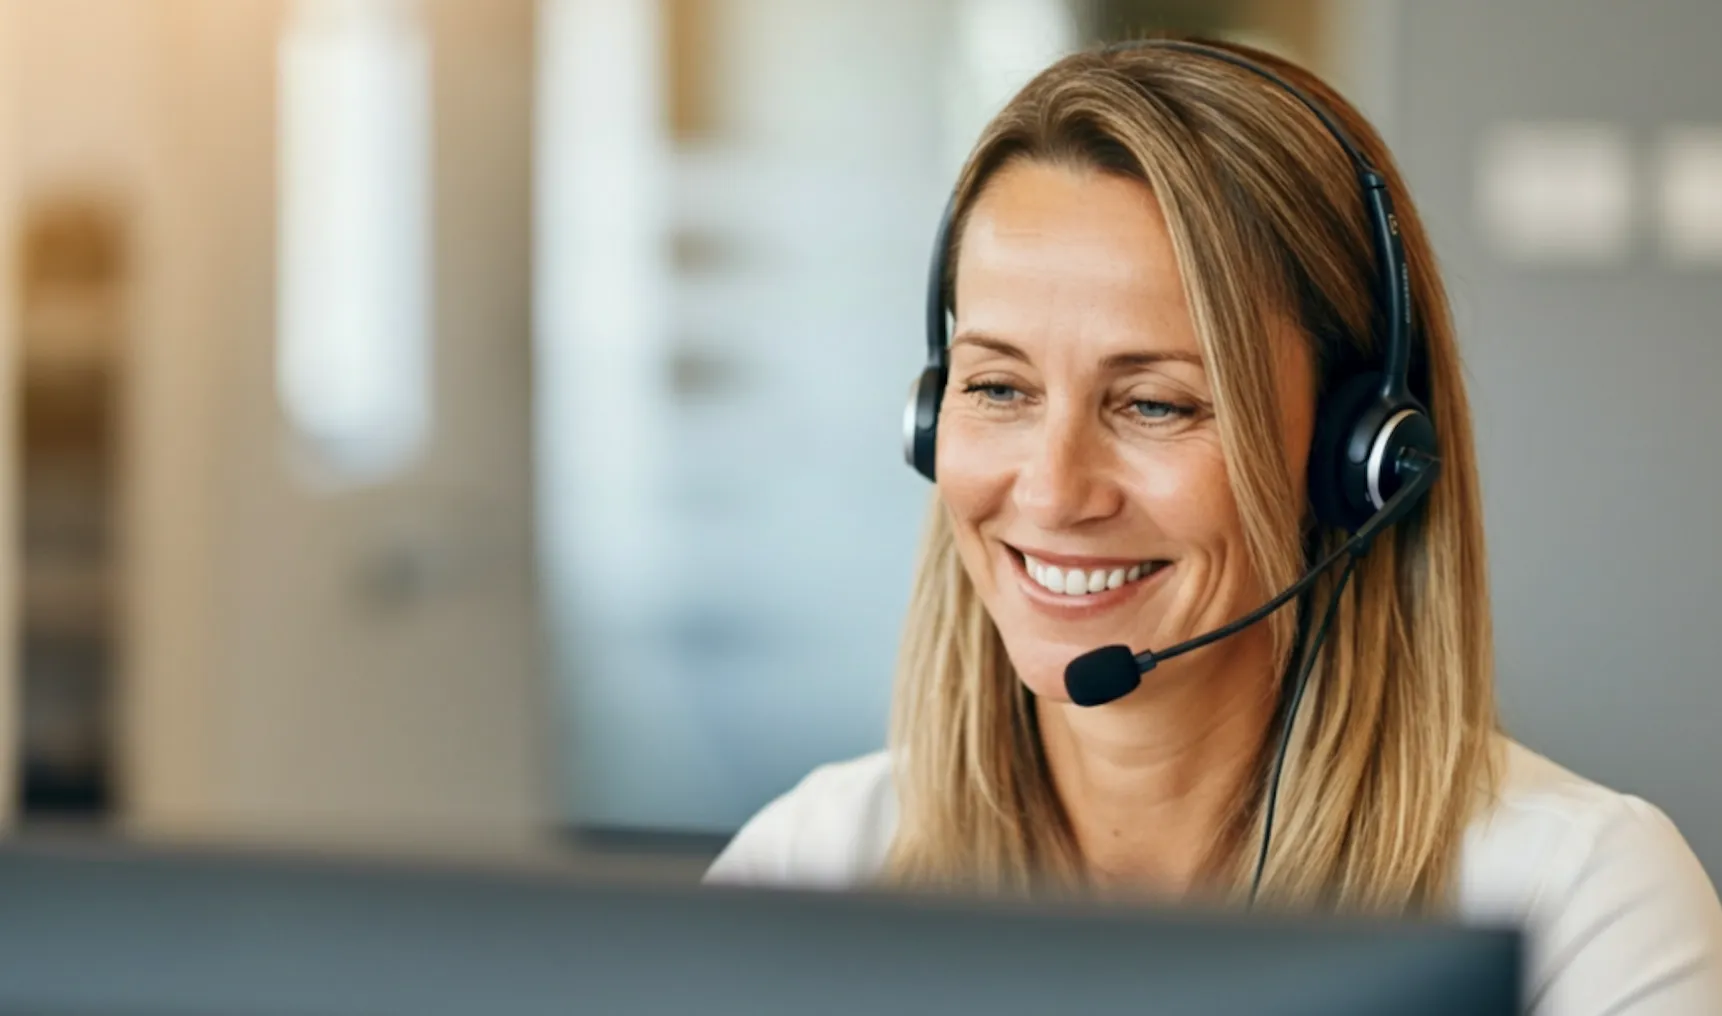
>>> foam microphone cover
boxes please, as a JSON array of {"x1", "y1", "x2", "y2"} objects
[{"x1": 1064, "y1": 645, "x2": 1143, "y2": 707}]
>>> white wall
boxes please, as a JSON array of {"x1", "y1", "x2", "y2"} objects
[{"x1": 1390, "y1": 0, "x2": 1722, "y2": 879}]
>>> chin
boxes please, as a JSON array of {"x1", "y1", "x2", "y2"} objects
[{"x1": 999, "y1": 634, "x2": 1088, "y2": 703}]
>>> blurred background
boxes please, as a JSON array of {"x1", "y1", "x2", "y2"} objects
[{"x1": 0, "y1": 0, "x2": 1717, "y2": 885}]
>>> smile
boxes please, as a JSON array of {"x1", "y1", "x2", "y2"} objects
[
  {"x1": 1004, "y1": 545, "x2": 1173, "y2": 610},
  {"x1": 1022, "y1": 554, "x2": 1165, "y2": 597}
]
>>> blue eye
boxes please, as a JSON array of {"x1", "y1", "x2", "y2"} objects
[
  {"x1": 1134, "y1": 400, "x2": 1186, "y2": 419},
  {"x1": 965, "y1": 382, "x2": 1020, "y2": 403}
]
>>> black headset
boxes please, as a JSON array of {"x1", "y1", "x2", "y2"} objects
[{"x1": 902, "y1": 38, "x2": 1438, "y2": 536}]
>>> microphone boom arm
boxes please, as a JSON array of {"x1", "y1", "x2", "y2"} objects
[{"x1": 1130, "y1": 451, "x2": 1439, "y2": 675}]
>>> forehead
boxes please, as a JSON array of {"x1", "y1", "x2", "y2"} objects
[{"x1": 951, "y1": 159, "x2": 1196, "y2": 358}]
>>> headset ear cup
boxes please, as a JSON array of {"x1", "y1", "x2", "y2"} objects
[
  {"x1": 1367, "y1": 405, "x2": 1439, "y2": 525},
  {"x1": 1307, "y1": 372, "x2": 1385, "y2": 533},
  {"x1": 904, "y1": 366, "x2": 944, "y2": 481}
]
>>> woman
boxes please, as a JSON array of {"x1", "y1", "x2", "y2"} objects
[{"x1": 706, "y1": 37, "x2": 1722, "y2": 1012}]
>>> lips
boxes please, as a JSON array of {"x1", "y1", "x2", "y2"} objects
[
  {"x1": 1020, "y1": 553, "x2": 1167, "y2": 597},
  {"x1": 1000, "y1": 544, "x2": 1173, "y2": 619}
]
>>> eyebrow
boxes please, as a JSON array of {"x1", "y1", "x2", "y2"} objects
[{"x1": 950, "y1": 332, "x2": 1204, "y2": 372}]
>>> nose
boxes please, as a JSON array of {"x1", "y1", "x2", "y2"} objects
[{"x1": 1012, "y1": 402, "x2": 1124, "y2": 530}]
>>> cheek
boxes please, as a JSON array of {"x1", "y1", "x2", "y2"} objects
[
  {"x1": 933, "y1": 419, "x2": 1017, "y2": 597},
  {"x1": 933, "y1": 415, "x2": 1014, "y2": 526},
  {"x1": 1122, "y1": 438, "x2": 1240, "y2": 543}
]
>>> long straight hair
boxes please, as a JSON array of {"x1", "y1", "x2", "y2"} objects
[{"x1": 883, "y1": 39, "x2": 1500, "y2": 912}]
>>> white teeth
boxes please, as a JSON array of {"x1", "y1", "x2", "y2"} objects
[{"x1": 1020, "y1": 553, "x2": 1158, "y2": 597}]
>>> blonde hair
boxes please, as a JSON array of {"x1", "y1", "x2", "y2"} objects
[{"x1": 883, "y1": 39, "x2": 1499, "y2": 912}]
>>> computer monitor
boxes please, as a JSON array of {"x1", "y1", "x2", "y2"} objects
[{"x1": 0, "y1": 840, "x2": 1520, "y2": 1015}]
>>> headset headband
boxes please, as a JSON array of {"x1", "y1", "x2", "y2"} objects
[{"x1": 925, "y1": 38, "x2": 1414, "y2": 404}]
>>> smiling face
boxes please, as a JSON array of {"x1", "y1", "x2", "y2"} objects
[{"x1": 936, "y1": 158, "x2": 1318, "y2": 703}]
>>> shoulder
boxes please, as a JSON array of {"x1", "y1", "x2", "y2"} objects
[
  {"x1": 1460, "y1": 738, "x2": 1722, "y2": 1013},
  {"x1": 703, "y1": 751, "x2": 899, "y2": 890}
]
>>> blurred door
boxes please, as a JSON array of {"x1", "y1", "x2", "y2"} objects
[
  {"x1": 538, "y1": 0, "x2": 964, "y2": 837},
  {"x1": 124, "y1": 0, "x2": 545, "y2": 844}
]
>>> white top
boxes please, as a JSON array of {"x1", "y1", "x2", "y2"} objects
[{"x1": 706, "y1": 739, "x2": 1722, "y2": 1015}]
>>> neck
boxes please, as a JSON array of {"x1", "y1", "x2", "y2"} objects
[{"x1": 1035, "y1": 631, "x2": 1279, "y2": 897}]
